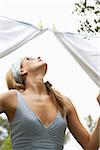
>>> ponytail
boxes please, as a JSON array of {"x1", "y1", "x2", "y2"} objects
[{"x1": 45, "y1": 81, "x2": 68, "y2": 118}]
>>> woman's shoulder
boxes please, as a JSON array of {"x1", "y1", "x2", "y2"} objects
[
  {"x1": 52, "y1": 87, "x2": 75, "y2": 113},
  {"x1": 0, "y1": 89, "x2": 17, "y2": 113},
  {"x1": 63, "y1": 96, "x2": 76, "y2": 113},
  {"x1": 0, "y1": 89, "x2": 17, "y2": 99}
]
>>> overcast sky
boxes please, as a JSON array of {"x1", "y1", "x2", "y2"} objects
[{"x1": 0, "y1": 0, "x2": 99, "y2": 121}]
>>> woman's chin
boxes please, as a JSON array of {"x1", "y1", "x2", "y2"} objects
[
  {"x1": 45, "y1": 63, "x2": 48, "y2": 70},
  {"x1": 43, "y1": 63, "x2": 48, "y2": 75},
  {"x1": 45, "y1": 63, "x2": 48, "y2": 73},
  {"x1": 37, "y1": 61, "x2": 48, "y2": 75}
]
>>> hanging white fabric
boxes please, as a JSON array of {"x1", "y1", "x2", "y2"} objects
[
  {"x1": 0, "y1": 16, "x2": 47, "y2": 58},
  {"x1": 54, "y1": 32, "x2": 100, "y2": 88},
  {"x1": 0, "y1": 16, "x2": 100, "y2": 88}
]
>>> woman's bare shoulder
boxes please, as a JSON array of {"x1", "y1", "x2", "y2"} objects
[
  {"x1": 0, "y1": 90, "x2": 17, "y2": 112},
  {"x1": 0, "y1": 89, "x2": 17, "y2": 100},
  {"x1": 64, "y1": 96, "x2": 76, "y2": 113}
]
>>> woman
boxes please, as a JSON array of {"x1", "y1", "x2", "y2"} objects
[{"x1": 0, "y1": 56, "x2": 99, "y2": 150}]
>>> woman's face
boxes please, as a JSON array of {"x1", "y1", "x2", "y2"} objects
[{"x1": 21, "y1": 56, "x2": 47, "y2": 77}]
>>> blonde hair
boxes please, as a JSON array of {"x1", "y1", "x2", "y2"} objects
[
  {"x1": 6, "y1": 69, "x2": 25, "y2": 90},
  {"x1": 6, "y1": 69, "x2": 68, "y2": 117},
  {"x1": 47, "y1": 86, "x2": 68, "y2": 117}
]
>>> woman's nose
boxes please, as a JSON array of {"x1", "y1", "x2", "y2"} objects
[{"x1": 37, "y1": 56, "x2": 41, "y2": 60}]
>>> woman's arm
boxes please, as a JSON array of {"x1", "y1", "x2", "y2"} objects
[
  {"x1": 0, "y1": 93, "x2": 6, "y2": 113},
  {"x1": 85, "y1": 94, "x2": 100, "y2": 150},
  {"x1": 84, "y1": 119, "x2": 99, "y2": 150},
  {"x1": 65, "y1": 97, "x2": 99, "y2": 150}
]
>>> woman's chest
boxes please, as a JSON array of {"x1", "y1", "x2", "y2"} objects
[{"x1": 24, "y1": 95, "x2": 58, "y2": 125}]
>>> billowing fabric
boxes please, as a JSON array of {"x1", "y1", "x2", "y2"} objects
[
  {"x1": 54, "y1": 32, "x2": 100, "y2": 87},
  {"x1": 0, "y1": 15, "x2": 99, "y2": 88},
  {"x1": 0, "y1": 16, "x2": 47, "y2": 58},
  {"x1": 9, "y1": 90, "x2": 67, "y2": 150}
]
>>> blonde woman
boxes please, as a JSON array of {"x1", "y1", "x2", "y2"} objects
[{"x1": 0, "y1": 56, "x2": 99, "y2": 150}]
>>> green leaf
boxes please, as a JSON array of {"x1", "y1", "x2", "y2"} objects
[{"x1": 0, "y1": 136, "x2": 12, "y2": 150}]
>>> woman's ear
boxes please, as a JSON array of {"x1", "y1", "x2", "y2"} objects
[{"x1": 20, "y1": 68, "x2": 27, "y2": 75}]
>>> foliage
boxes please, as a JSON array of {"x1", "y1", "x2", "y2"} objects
[
  {"x1": 0, "y1": 116, "x2": 11, "y2": 149},
  {"x1": 0, "y1": 117, "x2": 10, "y2": 134},
  {"x1": 84, "y1": 115, "x2": 97, "y2": 132},
  {"x1": 0, "y1": 136, "x2": 12, "y2": 150},
  {"x1": 73, "y1": 0, "x2": 100, "y2": 35}
]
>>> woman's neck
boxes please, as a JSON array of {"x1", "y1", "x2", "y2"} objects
[{"x1": 24, "y1": 77, "x2": 48, "y2": 95}]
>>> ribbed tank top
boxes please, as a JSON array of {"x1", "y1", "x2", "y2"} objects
[{"x1": 9, "y1": 90, "x2": 67, "y2": 150}]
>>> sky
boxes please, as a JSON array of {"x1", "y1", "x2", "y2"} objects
[
  {"x1": 0, "y1": 0, "x2": 99, "y2": 149},
  {"x1": 0, "y1": 0, "x2": 78, "y2": 31}
]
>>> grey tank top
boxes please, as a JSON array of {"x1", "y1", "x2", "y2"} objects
[{"x1": 9, "y1": 90, "x2": 67, "y2": 150}]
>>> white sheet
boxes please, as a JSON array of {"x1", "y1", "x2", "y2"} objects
[
  {"x1": 0, "y1": 16, "x2": 47, "y2": 58},
  {"x1": 54, "y1": 32, "x2": 100, "y2": 87},
  {"x1": 0, "y1": 16, "x2": 99, "y2": 88}
]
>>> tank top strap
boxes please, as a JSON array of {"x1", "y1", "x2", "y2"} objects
[{"x1": 15, "y1": 90, "x2": 26, "y2": 107}]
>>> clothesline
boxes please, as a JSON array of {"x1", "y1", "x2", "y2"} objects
[{"x1": 0, "y1": 16, "x2": 100, "y2": 88}]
